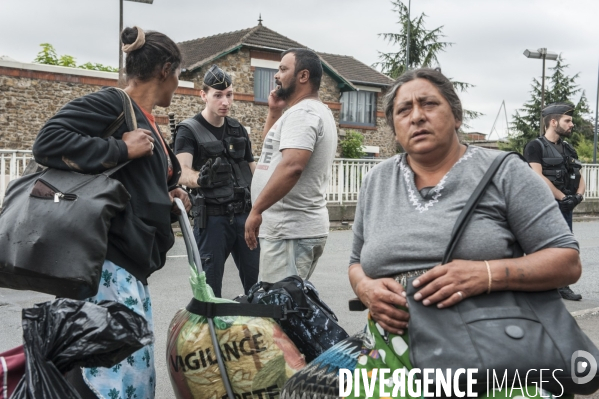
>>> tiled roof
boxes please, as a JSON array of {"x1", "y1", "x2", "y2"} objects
[
  {"x1": 178, "y1": 25, "x2": 393, "y2": 88},
  {"x1": 243, "y1": 25, "x2": 306, "y2": 51},
  {"x1": 317, "y1": 52, "x2": 394, "y2": 87},
  {"x1": 179, "y1": 27, "x2": 254, "y2": 72},
  {"x1": 179, "y1": 25, "x2": 306, "y2": 72}
]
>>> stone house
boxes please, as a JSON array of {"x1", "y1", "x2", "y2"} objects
[
  {"x1": 0, "y1": 23, "x2": 395, "y2": 157},
  {"x1": 177, "y1": 22, "x2": 395, "y2": 157},
  {"x1": 459, "y1": 132, "x2": 506, "y2": 150}
]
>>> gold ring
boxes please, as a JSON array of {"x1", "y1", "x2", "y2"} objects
[{"x1": 457, "y1": 291, "x2": 464, "y2": 300}]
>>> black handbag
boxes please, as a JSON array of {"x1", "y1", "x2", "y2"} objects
[
  {"x1": 406, "y1": 152, "x2": 599, "y2": 395},
  {"x1": 0, "y1": 88, "x2": 135, "y2": 300},
  {"x1": 239, "y1": 276, "x2": 349, "y2": 363}
]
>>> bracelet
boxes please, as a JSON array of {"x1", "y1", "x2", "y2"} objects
[{"x1": 484, "y1": 260, "x2": 492, "y2": 294}]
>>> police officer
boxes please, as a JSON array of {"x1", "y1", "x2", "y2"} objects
[
  {"x1": 524, "y1": 102, "x2": 586, "y2": 301},
  {"x1": 175, "y1": 65, "x2": 259, "y2": 297}
]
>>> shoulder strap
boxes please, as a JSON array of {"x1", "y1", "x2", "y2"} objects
[
  {"x1": 563, "y1": 140, "x2": 577, "y2": 156},
  {"x1": 102, "y1": 88, "x2": 137, "y2": 177},
  {"x1": 186, "y1": 298, "x2": 284, "y2": 319},
  {"x1": 442, "y1": 152, "x2": 520, "y2": 264},
  {"x1": 101, "y1": 87, "x2": 137, "y2": 138},
  {"x1": 178, "y1": 118, "x2": 219, "y2": 144},
  {"x1": 225, "y1": 116, "x2": 240, "y2": 128},
  {"x1": 536, "y1": 137, "x2": 550, "y2": 159},
  {"x1": 536, "y1": 137, "x2": 549, "y2": 147}
]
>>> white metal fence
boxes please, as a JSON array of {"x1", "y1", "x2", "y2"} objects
[
  {"x1": 582, "y1": 163, "x2": 599, "y2": 199},
  {"x1": 326, "y1": 158, "x2": 383, "y2": 204},
  {"x1": 1, "y1": 150, "x2": 599, "y2": 206},
  {"x1": 1, "y1": 150, "x2": 33, "y2": 205}
]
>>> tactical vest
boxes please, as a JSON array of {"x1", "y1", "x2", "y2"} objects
[
  {"x1": 536, "y1": 137, "x2": 582, "y2": 195},
  {"x1": 177, "y1": 116, "x2": 253, "y2": 205}
]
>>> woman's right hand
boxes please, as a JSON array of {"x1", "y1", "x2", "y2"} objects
[
  {"x1": 122, "y1": 128, "x2": 155, "y2": 159},
  {"x1": 350, "y1": 264, "x2": 409, "y2": 335}
]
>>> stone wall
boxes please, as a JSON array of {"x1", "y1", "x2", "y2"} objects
[
  {"x1": 0, "y1": 75, "x2": 105, "y2": 149},
  {"x1": 1, "y1": 57, "x2": 396, "y2": 157},
  {"x1": 181, "y1": 48, "x2": 254, "y2": 95}
]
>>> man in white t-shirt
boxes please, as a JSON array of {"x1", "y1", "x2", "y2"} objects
[{"x1": 245, "y1": 48, "x2": 338, "y2": 282}]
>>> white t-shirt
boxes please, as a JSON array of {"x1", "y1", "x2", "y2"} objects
[{"x1": 251, "y1": 99, "x2": 338, "y2": 239}]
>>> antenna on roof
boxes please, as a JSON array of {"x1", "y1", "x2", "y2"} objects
[
  {"x1": 258, "y1": 13, "x2": 263, "y2": 26},
  {"x1": 489, "y1": 100, "x2": 510, "y2": 140}
]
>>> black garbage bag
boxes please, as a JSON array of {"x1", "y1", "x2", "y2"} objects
[
  {"x1": 241, "y1": 276, "x2": 349, "y2": 363},
  {"x1": 11, "y1": 298, "x2": 154, "y2": 399}
]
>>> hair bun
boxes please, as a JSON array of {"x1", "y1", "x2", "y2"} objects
[
  {"x1": 121, "y1": 27, "x2": 139, "y2": 46},
  {"x1": 121, "y1": 26, "x2": 145, "y2": 53}
]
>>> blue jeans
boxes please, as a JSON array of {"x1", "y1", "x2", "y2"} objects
[{"x1": 193, "y1": 212, "x2": 259, "y2": 297}]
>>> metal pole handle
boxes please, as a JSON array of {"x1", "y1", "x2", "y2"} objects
[
  {"x1": 173, "y1": 198, "x2": 236, "y2": 399},
  {"x1": 175, "y1": 198, "x2": 203, "y2": 275}
]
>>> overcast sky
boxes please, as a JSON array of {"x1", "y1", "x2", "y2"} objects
[{"x1": 2, "y1": 0, "x2": 599, "y2": 136}]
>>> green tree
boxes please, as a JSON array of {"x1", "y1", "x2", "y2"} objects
[
  {"x1": 78, "y1": 62, "x2": 118, "y2": 72},
  {"x1": 33, "y1": 43, "x2": 117, "y2": 72},
  {"x1": 340, "y1": 130, "x2": 365, "y2": 159},
  {"x1": 503, "y1": 56, "x2": 593, "y2": 153},
  {"x1": 374, "y1": 0, "x2": 452, "y2": 78},
  {"x1": 33, "y1": 43, "x2": 58, "y2": 65},
  {"x1": 374, "y1": 0, "x2": 481, "y2": 128},
  {"x1": 58, "y1": 54, "x2": 77, "y2": 68},
  {"x1": 576, "y1": 136, "x2": 594, "y2": 163}
]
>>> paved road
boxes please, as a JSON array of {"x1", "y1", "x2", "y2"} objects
[{"x1": 1, "y1": 221, "x2": 598, "y2": 398}]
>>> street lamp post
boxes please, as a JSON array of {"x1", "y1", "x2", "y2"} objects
[
  {"x1": 594, "y1": 60, "x2": 599, "y2": 164},
  {"x1": 119, "y1": 0, "x2": 154, "y2": 87},
  {"x1": 523, "y1": 48, "x2": 558, "y2": 137}
]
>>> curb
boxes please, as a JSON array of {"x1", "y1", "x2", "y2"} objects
[{"x1": 571, "y1": 306, "x2": 599, "y2": 318}]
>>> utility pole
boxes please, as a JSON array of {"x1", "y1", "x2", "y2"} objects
[
  {"x1": 118, "y1": 0, "x2": 153, "y2": 88},
  {"x1": 594, "y1": 60, "x2": 599, "y2": 163},
  {"x1": 118, "y1": 0, "x2": 124, "y2": 88},
  {"x1": 405, "y1": 0, "x2": 411, "y2": 70}
]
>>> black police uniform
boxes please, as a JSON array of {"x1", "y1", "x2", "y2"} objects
[
  {"x1": 174, "y1": 65, "x2": 259, "y2": 297},
  {"x1": 523, "y1": 105, "x2": 583, "y2": 231},
  {"x1": 523, "y1": 102, "x2": 583, "y2": 301}
]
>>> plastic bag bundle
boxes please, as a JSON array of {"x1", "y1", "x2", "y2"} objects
[
  {"x1": 11, "y1": 298, "x2": 153, "y2": 399},
  {"x1": 167, "y1": 266, "x2": 306, "y2": 399}
]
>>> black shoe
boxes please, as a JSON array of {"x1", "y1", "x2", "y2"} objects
[{"x1": 559, "y1": 286, "x2": 582, "y2": 301}]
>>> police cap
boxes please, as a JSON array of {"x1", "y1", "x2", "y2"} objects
[
  {"x1": 541, "y1": 102, "x2": 575, "y2": 117},
  {"x1": 203, "y1": 65, "x2": 232, "y2": 90}
]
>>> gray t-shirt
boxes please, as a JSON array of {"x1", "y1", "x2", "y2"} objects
[
  {"x1": 350, "y1": 146, "x2": 579, "y2": 278},
  {"x1": 252, "y1": 99, "x2": 338, "y2": 239}
]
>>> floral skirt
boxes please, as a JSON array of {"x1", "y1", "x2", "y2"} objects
[
  {"x1": 79, "y1": 260, "x2": 156, "y2": 399},
  {"x1": 282, "y1": 312, "x2": 574, "y2": 399}
]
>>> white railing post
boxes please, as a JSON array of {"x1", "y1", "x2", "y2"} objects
[
  {"x1": 338, "y1": 160, "x2": 344, "y2": 206},
  {"x1": 9, "y1": 152, "x2": 16, "y2": 182}
]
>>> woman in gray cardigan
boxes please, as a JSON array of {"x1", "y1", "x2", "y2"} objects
[{"x1": 281, "y1": 68, "x2": 580, "y2": 399}]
